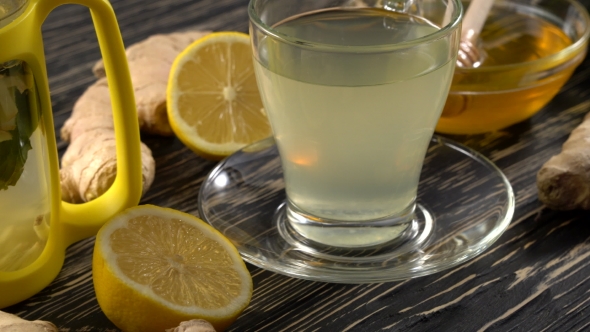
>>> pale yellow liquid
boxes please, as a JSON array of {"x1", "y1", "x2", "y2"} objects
[
  {"x1": 0, "y1": 60, "x2": 50, "y2": 272},
  {"x1": 0, "y1": 127, "x2": 51, "y2": 271},
  {"x1": 255, "y1": 8, "x2": 454, "y2": 222}
]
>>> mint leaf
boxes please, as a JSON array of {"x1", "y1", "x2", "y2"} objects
[
  {"x1": 0, "y1": 130, "x2": 27, "y2": 190},
  {"x1": 0, "y1": 63, "x2": 36, "y2": 191}
]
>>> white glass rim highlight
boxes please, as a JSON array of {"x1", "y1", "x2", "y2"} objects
[{"x1": 247, "y1": 0, "x2": 464, "y2": 53}]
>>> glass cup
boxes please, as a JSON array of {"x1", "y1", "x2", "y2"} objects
[{"x1": 249, "y1": 0, "x2": 462, "y2": 248}]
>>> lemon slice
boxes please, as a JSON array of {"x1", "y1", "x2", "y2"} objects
[
  {"x1": 167, "y1": 31, "x2": 271, "y2": 160},
  {"x1": 92, "y1": 205, "x2": 253, "y2": 332}
]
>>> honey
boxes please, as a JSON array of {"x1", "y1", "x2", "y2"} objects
[{"x1": 436, "y1": 1, "x2": 584, "y2": 134}]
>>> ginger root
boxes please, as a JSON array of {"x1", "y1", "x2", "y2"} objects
[
  {"x1": 60, "y1": 31, "x2": 209, "y2": 203},
  {"x1": 166, "y1": 319, "x2": 217, "y2": 332},
  {"x1": 537, "y1": 112, "x2": 590, "y2": 210},
  {"x1": 0, "y1": 311, "x2": 57, "y2": 332},
  {"x1": 93, "y1": 31, "x2": 210, "y2": 136},
  {"x1": 60, "y1": 78, "x2": 155, "y2": 203}
]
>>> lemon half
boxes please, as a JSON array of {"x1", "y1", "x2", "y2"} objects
[
  {"x1": 93, "y1": 205, "x2": 252, "y2": 332},
  {"x1": 167, "y1": 32, "x2": 271, "y2": 160}
]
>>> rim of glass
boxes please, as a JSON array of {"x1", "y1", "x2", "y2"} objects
[
  {"x1": 455, "y1": 0, "x2": 590, "y2": 72},
  {"x1": 0, "y1": 0, "x2": 28, "y2": 21},
  {"x1": 247, "y1": 0, "x2": 463, "y2": 53}
]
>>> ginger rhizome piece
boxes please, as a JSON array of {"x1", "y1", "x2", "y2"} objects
[
  {"x1": 166, "y1": 319, "x2": 217, "y2": 332},
  {"x1": 93, "y1": 31, "x2": 211, "y2": 136},
  {"x1": 60, "y1": 31, "x2": 209, "y2": 203},
  {"x1": 537, "y1": 112, "x2": 590, "y2": 210},
  {"x1": 60, "y1": 78, "x2": 155, "y2": 203},
  {"x1": 0, "y1": 310, "x2": 57, "y2": 332}
]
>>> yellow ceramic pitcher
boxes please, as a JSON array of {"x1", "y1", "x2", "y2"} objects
[{"x1": 0, "y1": 0, "x2": 142, "y2": 308}]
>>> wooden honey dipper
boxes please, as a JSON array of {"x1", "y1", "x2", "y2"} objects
[{"x1": 456, "y1": 0, "x2": 495, "y2": 67}]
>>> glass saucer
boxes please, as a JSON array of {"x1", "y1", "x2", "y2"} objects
[{"x1": 198, "y1": 136, "x2": 515, "y2": 283}]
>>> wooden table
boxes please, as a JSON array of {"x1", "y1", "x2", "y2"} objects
[{"x1": 5, "y1": 0, "x2": 590, "y2": 330}]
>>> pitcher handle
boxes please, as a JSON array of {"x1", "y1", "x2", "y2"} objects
[{"x1": 36, "y1": 0, "x2": 143, "y2": 246}]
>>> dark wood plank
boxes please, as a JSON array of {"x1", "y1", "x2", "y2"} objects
[{"x1": 4, "y1": 0, "x2": 590, "y2": 331}]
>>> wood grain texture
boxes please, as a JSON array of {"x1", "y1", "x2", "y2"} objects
[{"x1": 4, "y1": 0, "x2": 590, "y2": 331}]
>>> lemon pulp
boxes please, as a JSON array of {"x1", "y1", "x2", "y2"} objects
[{"x1": 167, "y1": 32, "x2": 271, "y2": 159}]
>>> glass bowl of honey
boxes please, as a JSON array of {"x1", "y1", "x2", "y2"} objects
[{"x1": 435, "y1": 0, "x2": 590, "y2": 135}]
